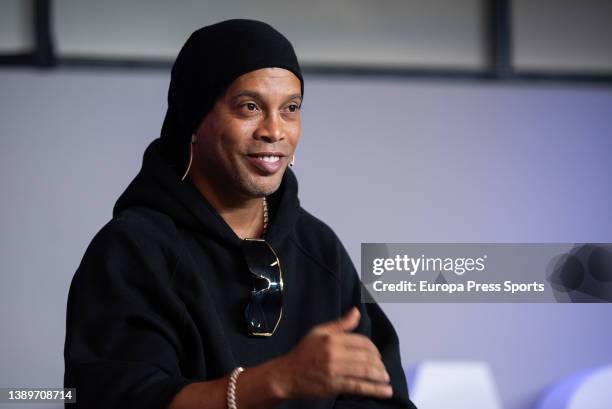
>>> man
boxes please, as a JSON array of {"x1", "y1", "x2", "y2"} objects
[{"x1": 64, "y1": 19, "x2": 417, "y2": 409}]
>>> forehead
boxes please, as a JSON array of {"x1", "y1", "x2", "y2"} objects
[{"x1": 225, "y1": 67, "x2": 301, "y2": 97}]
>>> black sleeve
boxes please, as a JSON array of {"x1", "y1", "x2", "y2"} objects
[
  {"x1": 333, "y1": 243, "x2": 418, "y2": 409},
  {"x1": 64, "y1": 218, "x2": 196, "y2": 409}
]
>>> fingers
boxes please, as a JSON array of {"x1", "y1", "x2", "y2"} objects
[
  {"x1": 332, "y1": 349, "x2": 389, "y2": 383},
  {"x1": 291, "y1": 306, "x2": 395, "y2": 400},
  {"x1": 334, "y1": 376, "x2": 393, "y2": 399},
  {"x1": 316, "y1": 316, "x2": 389, "y2": 384},
  {"x1": 322, "y1": 333, "x2": 389, "y2": 384},
  {"x1": 336, "y1": 332, "x2": 382, "y2": 358},
  {"x1": 317, "y1": 307, "x2": 360, "y2": 333}
]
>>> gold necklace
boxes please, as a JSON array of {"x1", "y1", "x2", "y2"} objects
[{"x1": 262, "y1": 196, "x2": 268, "y2": 237}]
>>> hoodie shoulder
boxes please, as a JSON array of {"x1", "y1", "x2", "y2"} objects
[
  {"x1": 86, "y1": 206, "x2": 184, "y2": 277},
  {"x1": 113, "y1": 205, "x2": 181, "y2": 240}
]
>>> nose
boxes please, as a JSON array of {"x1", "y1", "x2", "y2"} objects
[{"x1": 254, "y1": 112, "x2": 284, "y2": 143}]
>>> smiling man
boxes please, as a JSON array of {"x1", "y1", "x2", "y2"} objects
[
  {"x1": 64, "y1": 20, "x2": 417, "y2": 409},
  {"x1": 188, "y1": 67, "x2": 302, "y2": 240}
]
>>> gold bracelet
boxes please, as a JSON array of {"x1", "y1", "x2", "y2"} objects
[{"x1": 226, "y1": 366, "x2": 244, "y2": 409}]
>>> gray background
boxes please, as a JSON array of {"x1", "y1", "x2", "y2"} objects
[{"x1": 1, "y1": 68, "x2": 612, "y2": 409}]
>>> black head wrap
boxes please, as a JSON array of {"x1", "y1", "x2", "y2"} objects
[{"x1": 159, "y1": 19, "x2": 304, "y2": 175}]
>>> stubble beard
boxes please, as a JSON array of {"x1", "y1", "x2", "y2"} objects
[
  {"x1": 202, "y1": 151, "x2": 286, "y2": 200},
  {"x1": 213, "y1": 155, "x2": 287, "y2": 199},
  {"x1": 234, "y1": 169, "x2": 284, "y2": 198}
]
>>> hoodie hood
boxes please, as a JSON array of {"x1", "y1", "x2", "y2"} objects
[{"x1": 113, "y1": 138, "x2": 300, "y2": 250}]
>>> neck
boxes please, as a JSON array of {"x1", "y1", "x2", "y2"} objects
[{"x1": 188, "y1": 173, "x2": 265, "y2": 239}]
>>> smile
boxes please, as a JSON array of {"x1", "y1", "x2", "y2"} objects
[
  {"x1": 258, "y1": 155, "x2": 280, "y2": 163},
  {"x1": 246, "y1": 153, "x2": 285, "y2": 175}
]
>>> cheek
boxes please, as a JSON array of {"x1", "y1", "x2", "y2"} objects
[
  {"x1": 208, "y1": 125, "x2": 256, "y2": 169},
  {"x1": 210, "y1": 124, "x2": 245, "y2": 153},
  {"x1": 194, "y1": 134, "x2": 230, "y2": 167}
]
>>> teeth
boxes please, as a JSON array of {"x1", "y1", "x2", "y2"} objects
[{"x1": 259, "y1": 156, "x2": 280, "y2": 163}]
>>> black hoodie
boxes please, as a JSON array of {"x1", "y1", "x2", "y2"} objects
[{"x1": 64, "y1": 138, "x2": 416, "y2": 409}]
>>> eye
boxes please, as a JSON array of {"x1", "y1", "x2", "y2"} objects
[
  {"x1": 237, "y1": 101, "x2": 261, "y2": 116},
  {"x1": 287, "y1": 103, "x2": 300, "y2": 113}
]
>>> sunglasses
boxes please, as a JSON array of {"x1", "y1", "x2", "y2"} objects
[{"x1": 242, "y1": 238, "x2": 284, "y2": 337}]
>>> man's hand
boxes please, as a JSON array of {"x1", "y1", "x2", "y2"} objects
[
  {"x1": 269, "y1": 307, "x2": 393, "y2": 400},
  {"x1": 168, "y1": 307, "x2": 393, "y2": 409}
]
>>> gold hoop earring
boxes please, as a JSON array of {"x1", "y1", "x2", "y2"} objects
[{"x1": 181, "y1": 134, "x2": 196, "y2": 181}]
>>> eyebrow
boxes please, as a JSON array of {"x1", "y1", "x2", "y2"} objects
[{"x1": 231, "y1": 91, "x2": 302, "y2": 103}]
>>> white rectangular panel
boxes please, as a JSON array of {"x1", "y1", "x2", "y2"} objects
[
  {"x1": 513, "y1": 0, "x2": 612, "y2": 72},
  {"x1": 53, "y1": 0, "x2": 487, "y2": 69},
  {"x1": 0, "y1": 0, "x2": 34, "y2": 53}
]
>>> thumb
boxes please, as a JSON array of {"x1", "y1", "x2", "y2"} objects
[{"x1": 319, "y1": 306, "x2": 361, "y2": 333}]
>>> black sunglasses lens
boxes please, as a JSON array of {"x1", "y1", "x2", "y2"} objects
[
  {"x1": 242, "y1": 240, "x2": 279, "y2": 281},
  {"x1": 242, "y1": 239, "x2": 283, "y2": 335},
  {"x1": 245, "y1": 283, "x2": 282, "y2": 334}
]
